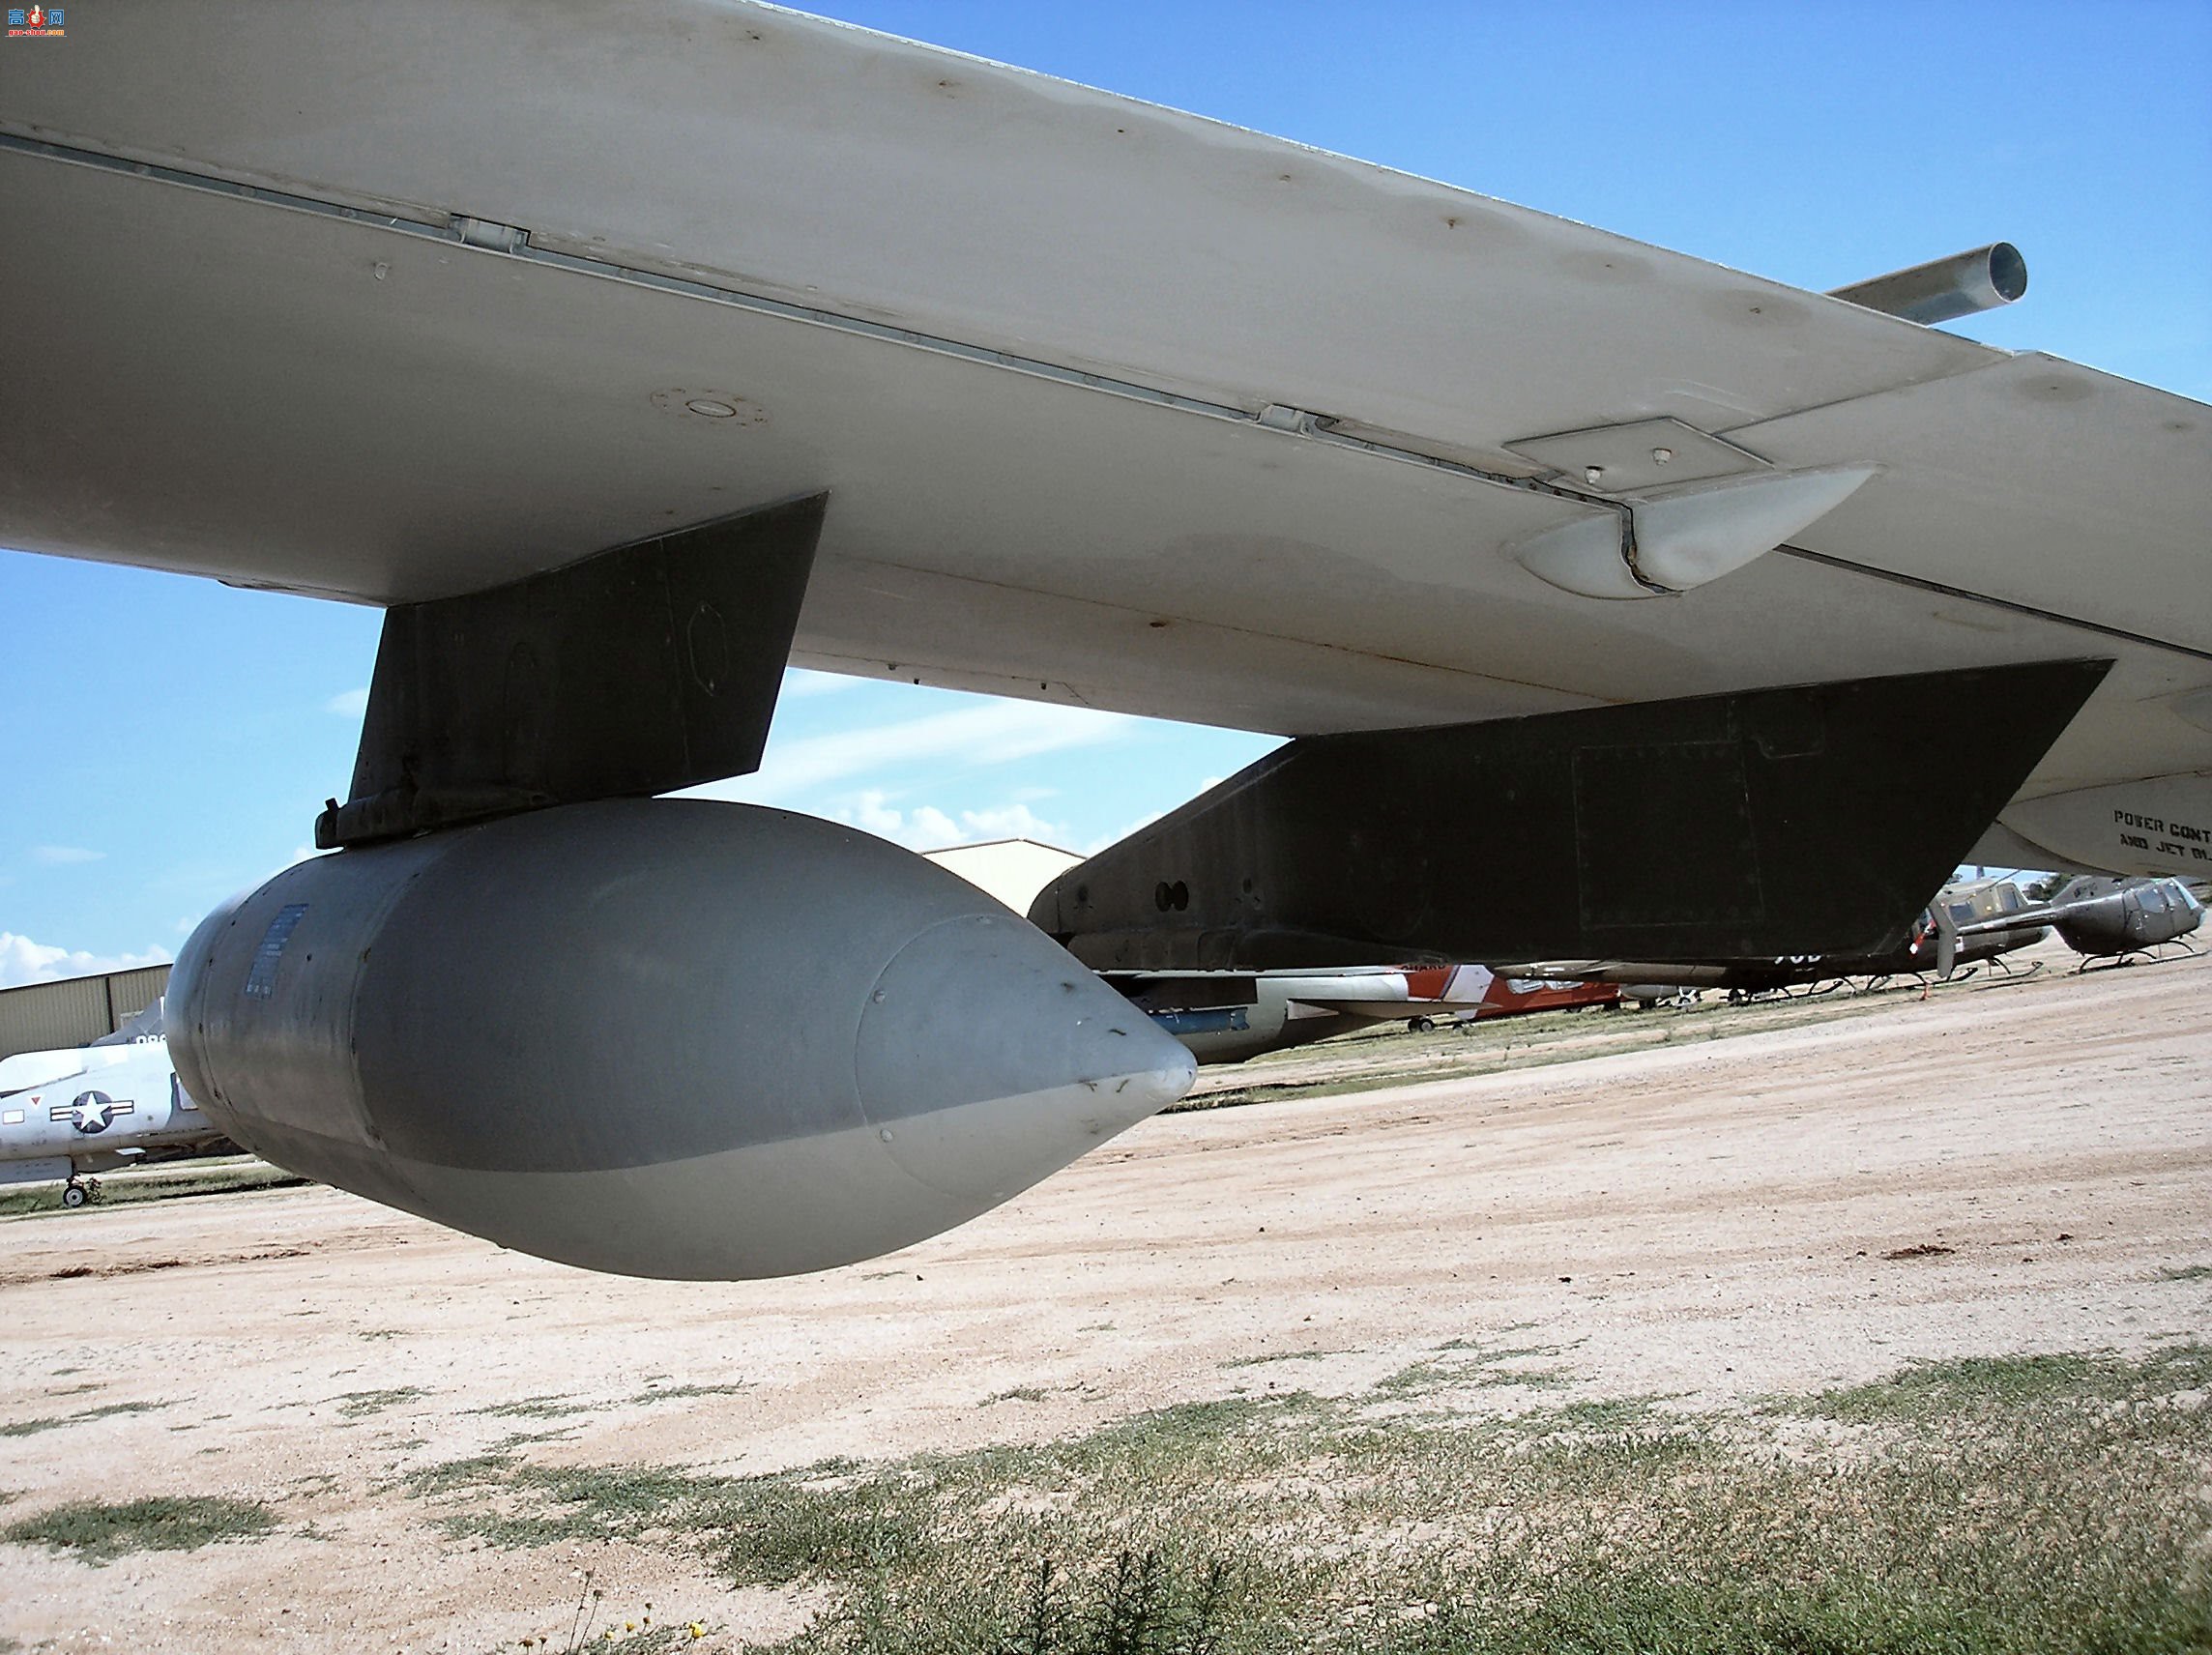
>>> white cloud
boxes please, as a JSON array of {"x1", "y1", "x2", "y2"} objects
[
  {"x1": 844, "y1": 791, "x2": 907, "y2": 838},
  {"x1": 955, "y1": 802, "x2": 1071, "y2": 844},
  {"x1": 833, "y1": 791, "x2": 1071, "y2": 853},
  {"x1": 29, "y1": 845, "x2": 104, "y2": 866},
  {"x1": 685, "y1": 700, "x2": 1136, "y2": 806},
  {"x1": 0, "y1": 933, "x2": 171, "y2": 990},
  {"x1": 325, "y1": 686, "x2": 370, "y2": 717},
  {"x1": 909, "y1": 807, "x2": 964, "y2": 846}
]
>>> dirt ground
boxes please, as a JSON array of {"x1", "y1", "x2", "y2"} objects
[{"x1": 1, "y1": 941, "x2": 2206, "y2": 1652}]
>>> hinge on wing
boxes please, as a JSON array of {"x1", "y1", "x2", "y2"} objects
[
  {"x1": 450, "y1": 216, "x2": 531, "y2": 253},
  {"x1": 1256, "y1": 403, "x2": 1324, "y2": 434}
]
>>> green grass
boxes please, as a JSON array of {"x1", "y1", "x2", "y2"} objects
[
  {"x1": 471, "y1": 1394, "x2": 587, "y2": 1420},
  {"x1": 493, "y1": 1428, "x2": 583, "y2": 1451},
  {"x1": 332, "y1": 1386, "x2": 427, "y2": 1420},
  {"x1": 399, "y1": 1452, "x2": 515, "y2": 1495},
  {"x1": 1533, "y1": 1395, "x2": 1669, "y2": 1433},
  {"x1": 634, "y1": 1382, "x2": 751, "y2": 1403},
  {"x1": 0, "y1": 1400, "x2": 167, "y2": 1437},
  {"x1": 0, "y1": 1157, "x2": 305, "y2": 1217},
  {"x1": 1368, "y1": 1337, "x2": 1573, "y2": 1402},
  {"x1": 2, "y1": 1495, "x2": 276, "y2": 1563},
  {"x1": 2157, "y1": 1263, "x2": 2212, "y2": 1283},
  {"x1": 392, "y1": 1347, "x2": 2212, "y2": 1654},
  {"x1": 1787, "y1": 1346, "x2": 2212, "y2": 1424},
  {"x1": 1219, "y1": 1349, "x2": 1331, "y2": 1371}
]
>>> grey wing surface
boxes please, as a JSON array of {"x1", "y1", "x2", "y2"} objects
[{"x1": 1, "y1": 0, "x2": 2205, "y2": 875}]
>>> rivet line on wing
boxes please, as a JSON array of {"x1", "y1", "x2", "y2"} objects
[
  {"x1": 0, "y1": 131, "x2": 1632, "y2": 526},
  {"x1": 1776, "y1": 544, "x2": 2212, "y2": 665}
]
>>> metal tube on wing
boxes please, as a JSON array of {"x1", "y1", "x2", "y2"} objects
[{"x1": 1827, "y1": 243, "x2": 2027, "y2": 325}]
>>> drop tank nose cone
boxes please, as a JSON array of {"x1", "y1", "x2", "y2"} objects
[{"x1": 856, "y1": 912, "x2": 1195, "y2": 1205}]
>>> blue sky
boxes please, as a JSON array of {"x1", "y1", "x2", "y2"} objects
[{"x1": 3, "y1": 0, "x2": 2208, "y2": 982}]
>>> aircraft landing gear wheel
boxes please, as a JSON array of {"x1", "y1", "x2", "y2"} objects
[
  {"x1": 1408, "y1": 1015, "x2": 1436, "y2": 1034},
  {"x1": 61, "y1": 1181, "x2": 90, "y2": 1209}
]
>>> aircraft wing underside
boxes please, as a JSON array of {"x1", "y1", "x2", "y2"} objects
[{"x1": 2, "y1": 1, "x2": 2207, "y2": 872}]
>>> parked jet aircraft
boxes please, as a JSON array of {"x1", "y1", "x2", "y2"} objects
[
  {"x1": 1399, "y1": 969, "x2": 1621, "y2": 1034},
  {"x1": 0, "y1": 1026, "x2": 226, "y2": 1207},
  {"x1": 1115, "y1": 967, "x2": 1616, "y2": 1065},
  {"x1": 1519, "y1": 873, "x2": 2203, "y2": 1000},
  {"x1": 2, "y1": 5, "x2": 2205, "y2": 1278},
  {"x1": 1525, "y1": 877, "x2": 2054, "y2": 1002}
]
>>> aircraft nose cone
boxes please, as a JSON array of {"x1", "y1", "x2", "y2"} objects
[{"x1": 856, "y1": 913, "x2": 1195, "y2": 1205}]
